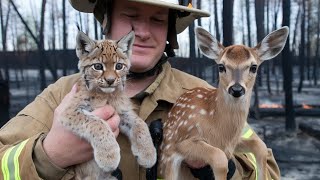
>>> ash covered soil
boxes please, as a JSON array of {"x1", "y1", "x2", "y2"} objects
[{"x1": 249, "y1": 117, "x2": 320, "y2": 180}]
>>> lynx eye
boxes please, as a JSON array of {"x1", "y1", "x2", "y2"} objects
[
  {"x1": 115, "y1": 63, "x2": 123, "y2": 70},
  {"x1": 250, "y1": 65, "x2": 257, "y2": 73},
  {"x1": 218, "y1": 64, "x2": 226, "y2": 73},
  {"x1": 92, "y1": 63, "x2": 103, "y2": 71}
]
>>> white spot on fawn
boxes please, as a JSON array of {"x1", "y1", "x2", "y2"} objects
[
  {"x1": 188, "y1": 114, "x2": 194, "y2": 119},
  {"x1": 197, "y1": 94, "x2": 204, "y2": 98},
  {"x1": 200, "y1": 109, "x2": 207, "y2": 115},
  {"x1": 187, "y1": 125, "x2": 194, "y2": 132},
  {"x1": 165, "y1": 144, "x2": 171, "y2": 150}
]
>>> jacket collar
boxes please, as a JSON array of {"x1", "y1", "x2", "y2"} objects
[
  {"x1": 137, "y1": 61, "x2": 184, "y2": 120},
  {"x1": 145, "y1": 61, "x2": 184, "y2": 104}
]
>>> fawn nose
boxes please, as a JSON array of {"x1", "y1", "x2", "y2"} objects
[{"x1": 228, "y1": 83, "x2": 245, "y2": 98}]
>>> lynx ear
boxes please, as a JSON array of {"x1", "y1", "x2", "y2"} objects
[
  {"x1": 195, "y1": 26, "x2": 224, "y2": 64},
  {"x1": 254, "y1": 26, "x2": 289, "y2": 61},
  {"x1": 76, "y1": 31, "x2": 96, "y2": 59},
  {"x1": 117, "y1": 31, "x2": 135, "y2": 58}
]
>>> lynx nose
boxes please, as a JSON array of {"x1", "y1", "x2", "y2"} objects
[
  {"x1": 105, "y1": 78, "x2": 115, "y2": 85},
  {"x1": 228, "y1": 83, "x2": 245, "y2": 98}
]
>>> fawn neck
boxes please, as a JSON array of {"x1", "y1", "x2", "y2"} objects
[{"x1": 211, "y1": 85, "x2": 253, "y2": 145}]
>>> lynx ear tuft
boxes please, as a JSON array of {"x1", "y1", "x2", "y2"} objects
[
  {"x1": 76, "y1": 31, "x2": 96, "y2": 59},
  {"x1": 117, "y1": 31, "x2": 135, "y2": 58}
]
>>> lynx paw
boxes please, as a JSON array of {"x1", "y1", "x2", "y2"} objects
[
  {"x1": 94, "y1": 143, "x2": 121, "y2": 172},
  {"x1": 132, "y1": 142, "x2": 157, "y2": 168}
]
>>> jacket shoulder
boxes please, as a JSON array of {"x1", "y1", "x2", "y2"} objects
[{"x1": 171, "y1": 68, "x2": 214, "y2": 90}]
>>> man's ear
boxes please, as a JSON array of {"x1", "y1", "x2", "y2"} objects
[{"x1": 76, "y1": 31, "x2": 96, "y2": 59}]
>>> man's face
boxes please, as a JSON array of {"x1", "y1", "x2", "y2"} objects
[{"x1": 110, "y1": 0, "x2": 169, "y2": 73}]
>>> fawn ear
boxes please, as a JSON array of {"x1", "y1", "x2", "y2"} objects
[
  {"x1": 254, "y1": 26, "x2": 289, "y2": 61},
  {"x1": 117, "y1": 31, "x2": 135, "y2": 58},
  {"x1": 76, "y1": 31, "x2": 96, "y2": 59},
  {"x1": 195, "y1": 26, "x2": 224, "y2": 63}
]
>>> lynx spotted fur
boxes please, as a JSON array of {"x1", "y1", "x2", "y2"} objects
[{"x1": 59, "y1": 31, "x2": 156, "y2": 180}]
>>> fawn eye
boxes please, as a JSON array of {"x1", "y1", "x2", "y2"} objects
[
  {"x1": 115, "y1": 63, "x2": 123, "y2": 70},
  {"x1": 218, "y1": 64, "x2": 226, "y2": 73},
  {"x1": 93, "y1": 63, "x2": 103, "y2": 71},
  {"x1": 250, "y1": 65, "x2": 257, "y2": 73}
]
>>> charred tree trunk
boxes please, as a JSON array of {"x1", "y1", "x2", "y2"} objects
[
  {"x1": 273, "y1": 0, "x2": 281, "y2": 94},
  {"x1": 62, "y1": 0, "x2": 67, "y2": 76},
  {"x1": 212, "y1": 0, "x2": 220, "y2": 83},
  {"x1": 10, "y1": 0, "x2": 57, "y2": 90},
  {"x1": 0, "y1": 78, "x2": 10, "y2": 126},
  {"x1": 50, "y1": 1, "x2": 58, "y2": 74},
  {"x1": 213, "y1": 0, "x2": 220, "y2": 41},
  {"x1": 0, "y1": 0, "x2": 11, "y2": 123},
  {"x1": 94, "y1": 16, "x2": 98, "y2": 40},
  {"x1": 0, "y1": 0, "x2": 11, "y2": 81},
  {"x1": 254, "y1": 0, "x2": 265, "y2": 120},
  {"x1": 306, "y1": 1, "x2": 311, "y2": 83},
  {"x1": 196, "y1": 0, "x2": 203, "y2": 78},
  {"x1": 266, "y1": 0, "x2": 272, "y2": 94},
  {"x1": 241, "y1": 2, "x2": 246, "y2": 44},
  {"x1": 292, "y1": 7, "x2": 301, "y2": 56},
  {"x1": 314, "y1": 0, "x2": 320, "y2": 86},
  {"x1": 39, "y1": 0, "x2": 47, "y2": 90},
  {"x1": 246, "y1": 0, "x2": 252, "y2": 47},
  {"x1": 297, "y1": 0, "x2": 305, "y2": 93},
  {"x1": 223, "y1": 0, "x2": 234, "y2": 46},
  {"x1": 282, "y1": 0, "x2": 295, "y2": 132}
]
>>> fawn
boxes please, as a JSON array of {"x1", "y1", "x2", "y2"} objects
[{"x1": 159, "y1": 26, "x2": 289, "y2": 180}]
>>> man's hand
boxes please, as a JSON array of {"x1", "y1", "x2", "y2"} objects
[
  {"x1": 187, "y1": 159, "x2": 236, "y2": 180},
  {"x1": 43, "y1": 84, "x2": 120, "y2": 168},
  {"x1": 185, "y1": 160, "x2": 207, "y2": 169}
]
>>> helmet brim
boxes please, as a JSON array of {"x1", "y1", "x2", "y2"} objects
[{"x1": 68, "y1": 0, "x2": 210, "y2": 34}]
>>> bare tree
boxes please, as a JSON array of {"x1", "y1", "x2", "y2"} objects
[
  {"x1": 223, "y1": 0, "x2": 234, "y2": 46},
  {"x1": 298, "y1": 0, "x2": 306, "y2": 93},
  {"x1": 9, "y1": 0, "x2": 59, "y2": 90},
  {"x1": 0, "y1": 0, "x2": 11, "y2": 80},
  {"x1": 213, "y1": 0, "x2": 220, "y2": 41},
  {"x1": 50, "y1": 1, "x2": 58, "y2": 75},
  {"x1": 282, "y1": 0, "x2": 296, "y2": 132},
  {"x1": 0, "y1": 0, "x2": 10, "y2": 124},
  {"x1": 292, "y1": 6, "x2": 301, "y2": 56},
  {"x1": 254, "y1": 0, "x2": 265, "y2": 119},
  {"x1": 62, "y1": 0, "x2": 68, "y2": 76},
  {"x1": 241, "y1": 1, "x2": 246, "y2": 44},
  {"x1": 265, "y1": 0, "x2": 272, "y2": 94},
  {"x1": 246, "y1": 0, "x2": 252, "y2": 47},
  {"x1": 211, "y1": 0, "x2": 220, "y2": 83},
  {"x1": 306, "y1": 1, "x2": 311, "y2": 82},
  {"x1": 314, "y1": 0, "x2": 320, "y2": 86},
  {"x1": 272, "y1": 0, "x2": 281, "y2": 94},
  {"x1": 39, "y1": 0, "x2": 48, "y2": 90}
]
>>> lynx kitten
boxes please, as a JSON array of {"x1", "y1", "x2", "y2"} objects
[{"x1": 59, "y1": 31, "x2": 156, "y2": 180}]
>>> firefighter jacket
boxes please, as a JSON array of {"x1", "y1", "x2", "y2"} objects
[{"x1": 0, "y1": 61, "x2": 280, "y2": 180}]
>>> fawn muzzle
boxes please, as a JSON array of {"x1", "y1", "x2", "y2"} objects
[{"x1": 228, "y1": 83, "x2": 245, "y2": 98}]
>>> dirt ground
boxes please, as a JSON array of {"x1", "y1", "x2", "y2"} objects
[{"x1": 249, "y1": 117, "x2": 320, "y2": 180}]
